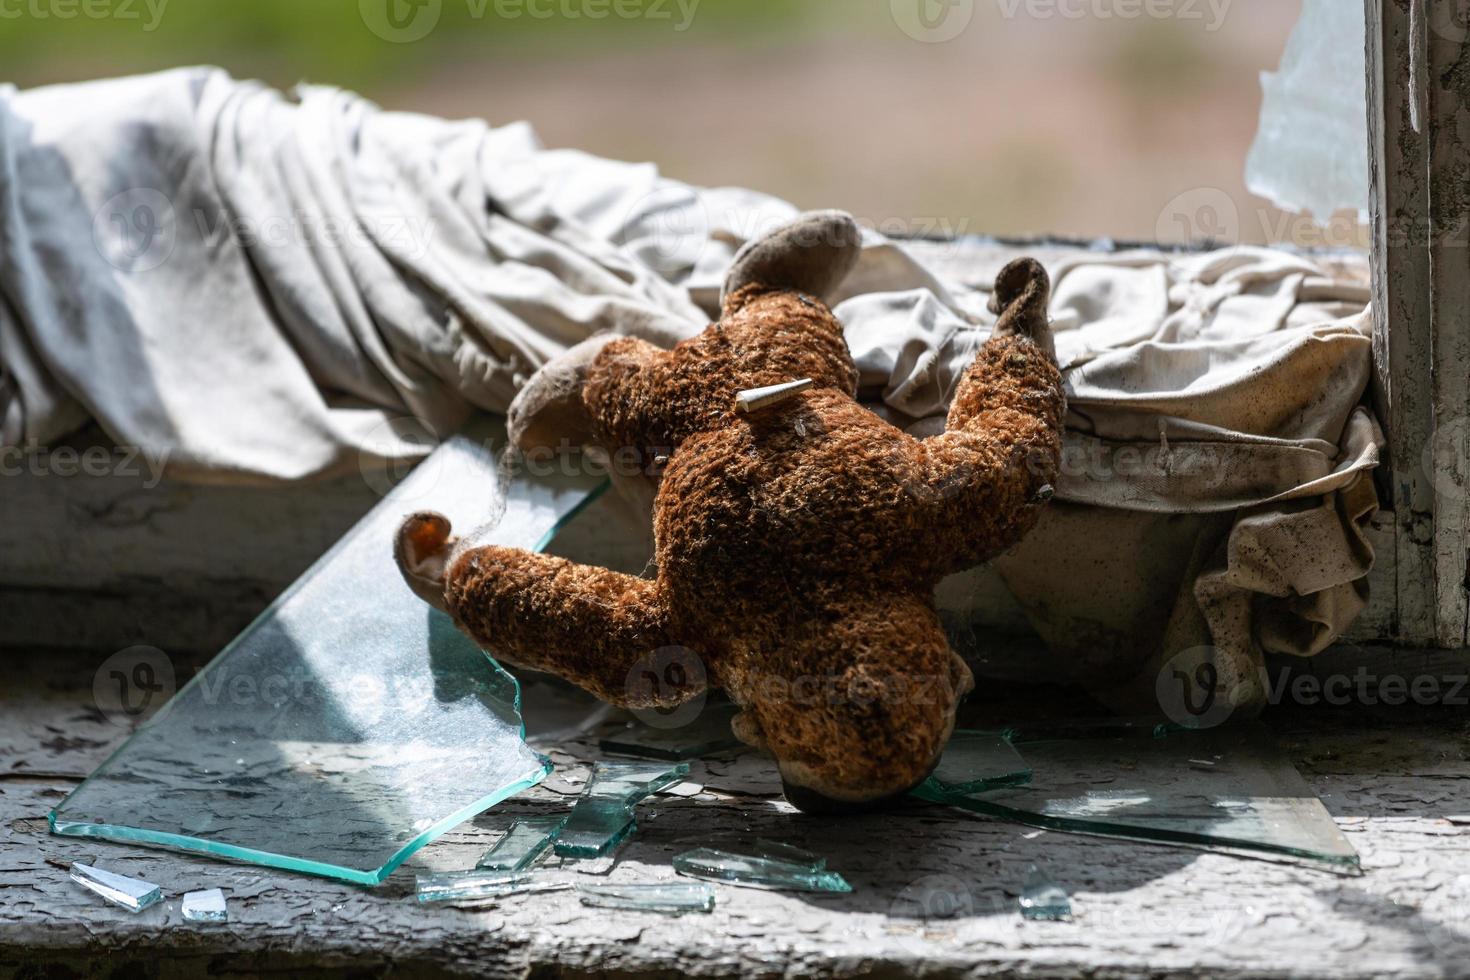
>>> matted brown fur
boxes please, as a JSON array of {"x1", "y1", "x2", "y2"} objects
[{"x1": 438, "y1": 264, "x2": 1065, "y2": 803}]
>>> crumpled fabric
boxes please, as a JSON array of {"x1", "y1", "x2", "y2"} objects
[{"x1": 0, "y1": 68, "x2": 1380, "y2": 709}]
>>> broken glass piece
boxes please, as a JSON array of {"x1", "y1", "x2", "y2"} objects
[
  {"x1": 181, "y1": 888, "x2": 228, "y2": 923},
  {"x1": 49, "y1": 422, "x2": 607, "y2": 885},
  {"x1": 69, "y1": 863, "x2": 162, "y2": 913},
  {"x1": 921, "y1": 730, "x2": 1032, "y2": 796},
  {"x1": 742, "y1": 839, "x2": 824, "y2": 870},
  {"x1": 553, "y1": 761, "x2": 690, "y2": 858},
  {"x1": 415, "y1": 870, "x2": 571, "y2": 904},
  {"x1": 1244, "y1": 0, "x2": 1369, "y2": 221},
  {"x1": 673, "y1": 848, "x2": 853, "y2": 893},
  {"x1": 599, "y1": 701, "x2": 744, "y2": 761},
  {"x1": 578, "y1": 882, "x2": 715, "y2": 914},
  {"x1": 477, "y1": 815, "x2": 567, "y2": 872},
  {"x1": 914, "y1": 723, "x2": 1359, "y2": 873},
  {"x1": 1018, "y1": 865, "x2": 1071, "y2": 922}
]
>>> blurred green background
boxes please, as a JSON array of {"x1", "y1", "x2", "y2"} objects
[{"x1": 2, "y1": 0, "x2": 1323, "y2": 243}]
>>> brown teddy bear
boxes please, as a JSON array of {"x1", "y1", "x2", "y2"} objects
[{"x1": 396, "y1": 211, "x2": 1065, "y2": 811}]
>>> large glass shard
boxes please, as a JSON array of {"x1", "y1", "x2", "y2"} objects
[
  {"x1": 914, "y1": 723, "x2": 1359, "y2": 873},
  {"x1": 1244, "y1": 0, "x2": 1369, "y2": 221},
  {"x1": 181, "y1": 888, "x2": 228, "y2": 923},
  {"x1": 920, "y1": 730, "x2": 1032, "y2": 796},
  {"x1": 553, "y1": 761, "x2": 689, "y2": 859},
  {"x1": 416, "y1": 871, "x2": 570, "y2": 905},
  {"x1": 478, "y1": 815, "x2": 567, "y2": 872},
  {"x1": 1018, "y1": 866, "x2": 1071, "y2": 922},
  {"x1": 673, "y1": 848, "x2": 853, "y2": 893},
  {"x1": 49, "y1": 423, "x2": 609, "y2": 884},
  {"x1": 69, "y1": 863, "x2": 162, "y2": 913},
  {"x1": 599, "y1": 702, "x2": 744, "y2": 761},
  {"x1": 578, "y1": 882, "x2": 715, "y2": 914}
]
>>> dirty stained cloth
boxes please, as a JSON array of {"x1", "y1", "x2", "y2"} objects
[{"x1": 0, "y1": 69, "x2": 1380, "y2": 709}]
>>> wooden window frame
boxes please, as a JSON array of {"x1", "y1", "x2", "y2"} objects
[{"x1": 1366, "y1": 0, "x2": 1470, "y2": 649}]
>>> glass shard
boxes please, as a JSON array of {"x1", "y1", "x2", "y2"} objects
[
  {"x1": 578, "y1": 882, "x2": 715, "y2": 914},
  {"x1": 921, "y1": 730, "x2": 1032, "y2": 796},
  {"x1": 50, "y1": 422, "x2": 608, "y2": 884},
  {"x1": 673, "y1": 848, "x2": 852, "y2": 893},
  {"x1": 477, "y1": 815, "x2": 567, "y2": 872},
  {"x1": 1244, "y1": 0, "x2": 1369, "y2": 221},
  {"x1": 553, "y1": 761, "x2": 689, "y2": 859},
  {"x1": 599, "y1": 702, "x2": 744, "y2": 761},
  {"x1": 181, "y1": 888, "x2": 228, "y2": 923},
  {"x1": 914, "y1": 723, "x2": 1359, "y2": 873},
  {"x1": 1018, "y1": 866, "x2": 1071, "y2": 922},
  {"x1": 415, "y1": 870, "x2": 571, "y2": 904},
  {"x1": 69, "y1": 863, "x2": 162, "y2": 913}
]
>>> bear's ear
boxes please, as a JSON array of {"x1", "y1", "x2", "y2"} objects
[{"x1": 721, "y1": 210, "x2": 863, "y2": 311}]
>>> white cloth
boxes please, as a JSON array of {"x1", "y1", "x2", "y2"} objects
[{"x1": 0, "y1": 69, "x2": 1380, "y2": 706}]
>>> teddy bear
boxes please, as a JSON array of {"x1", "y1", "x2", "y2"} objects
[{"x1": 396, "y1": 211, "x2": 1066, "y2": 811}]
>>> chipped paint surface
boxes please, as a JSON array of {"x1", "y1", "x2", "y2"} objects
[{"x1": 2, "y1": 650, "x2": 1469, "y2": 977}]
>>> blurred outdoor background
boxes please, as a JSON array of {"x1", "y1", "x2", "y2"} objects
[{"x1": 2, "y1": 0, "x2": 1334, "y2": 245}]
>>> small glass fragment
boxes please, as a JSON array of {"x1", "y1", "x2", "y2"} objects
[
  {"x1": 578, "y1": 882, "x2": 715, "y2": 914},
  {"x1": 181, "y1": 888, "x2": 228, "y2": 923},
  {"x1": 600, "y1": 702, "x2": 743, "y2": 761},
  {"x1": 673, "y1": 848, "x2": 852, "y2": 893},
  {"x1": 921, "y1": 730, "x2": 1032, "y2": 796},
  {"x1": 1018, "y1": 865, "x2": 1072, "y2": 921},
  {"x1": 553, "y1": 761, "x2": 689, "y2": 858},
  {"x1": 477, "y1": 816, "x2": 566, "y2": 872},
  {"x1": 415, "y1": 870, "x2": 570, "y2": 904},
  {"x1": 68, "y1": 863, "x2": 162, "y2": 913}
]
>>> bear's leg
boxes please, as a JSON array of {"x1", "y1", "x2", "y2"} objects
[{"x1": 443, "y1": 544, "x2": 704, "y2": 710}]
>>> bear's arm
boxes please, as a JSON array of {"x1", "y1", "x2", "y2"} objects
[
  {"x1": 913, "y1": 334, "x2": 1065, "y2": 574},
  {"x1": 443, "y1": 545, "x2": 704, "y2": 709}
]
